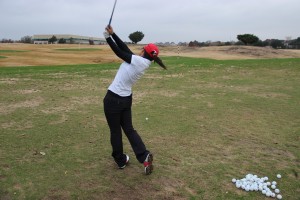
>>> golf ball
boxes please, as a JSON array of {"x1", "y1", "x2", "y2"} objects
[
  {"x1": 232, "y1": 173, "x2": 284, "y2": 198},
  {"x1": 145, "y1": 117, "x2": 148, "y2": 120},
  {"x1": 277, "y1": 174, "x2": 281, "y2": 179}
]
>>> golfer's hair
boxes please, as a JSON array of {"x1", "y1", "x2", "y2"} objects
[
  {"x1": 144, "y1": 51, "x2": 167, "y2": 70},
  {"x1": 153, "y1": 56, "x2": 167, "y2": 70}
]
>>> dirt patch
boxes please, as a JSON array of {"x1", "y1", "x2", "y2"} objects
[
  {"x1": 14, "y1": 89, "x2": 40, "y2": 94},
  {"x1": 0, "y1": 78, "x2": 20, "y2": 84},
  {"x1": 1, "y1": 120, "x2": 33, "y2": 130},
  {"x1": 165, "y1": 45, "x2": 300, "y2": 60},
  {"x1": 0, "y1": 96, "x2": 44, "y2": 115},
  {"x1": 1, "y1": 44, "x2": 300, "y2": 67}
]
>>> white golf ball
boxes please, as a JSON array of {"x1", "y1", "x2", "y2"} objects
[
  {"x1": 232, "y1": 178, "x2": 237, "y2": 183},
  {"x1": 262, "y1": 190, "x2": 266, "y2": 194},
  {"x1": 246, "y1": 174, "x2": 253, "y2": 178},
  {"x1": 277, "y1": 174, "x2": 282, "y2": 179},
  {"x1": 275, "y1": 189, "x2": 280, "y2": 193},
  {"x1": 145, "y1": 117, "x2": 148, "y2": 120},
  {"x1": 277, "y1": 194, "x2": 282, "y2": 199},
  {"x1": 266, "y1": 181, "x2": 271, "y2": 186},
  {"x1": 271, "y1": 185, "x2": 276, "y2": 189},
  {"x1": 272, "y1": 181, "x2": 277, "y2": 185}
]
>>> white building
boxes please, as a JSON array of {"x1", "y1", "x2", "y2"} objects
[{"x1": 32, "y1": 34, "x2": 106, "y2": 44}]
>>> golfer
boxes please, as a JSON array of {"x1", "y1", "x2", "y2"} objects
[{"x1": 103, "y1": 25, "x2": 166, "y2": 175}]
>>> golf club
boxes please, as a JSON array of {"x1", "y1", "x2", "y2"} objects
[{"x1": 108, "y1": 0, "x2": 117, "y2": 26}]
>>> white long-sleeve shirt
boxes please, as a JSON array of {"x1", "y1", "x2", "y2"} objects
[{"x1": 108, "y1": 55, "x2": 151, "y2": 97}]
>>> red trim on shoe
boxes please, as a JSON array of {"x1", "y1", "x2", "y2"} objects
[
  {"x1": 144, "y1": 153, "x2": 153, "y2": 175},
  {"x1": 144, "y1": 162, "x2": 150, "y2": 167}
]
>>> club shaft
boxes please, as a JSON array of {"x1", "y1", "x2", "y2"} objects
[{"x1": 108, "y1": 0, "x2": 117, "y2": 26}]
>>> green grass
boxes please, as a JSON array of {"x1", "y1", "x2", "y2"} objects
[
  {"x1": 0, "y1": 50, "x2": 28, "y2": 53},
  {"x1": 55, "y1": 48, "x2": 102, "y2": 52},
  {"x1": 0, "y1": 56, "x2": 6, "y2": 59},
  {"x1": 0, "y1": 57, "x2": 299, "y2": 199}
]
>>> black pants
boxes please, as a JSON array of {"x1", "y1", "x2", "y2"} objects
[{"x1": 103, "y1": 90, "x2": 149, "y2": 167}]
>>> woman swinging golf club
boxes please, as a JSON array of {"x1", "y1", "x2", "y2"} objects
[{"x1": 103, "y1": 25, "x2": 166, "y2": 175}]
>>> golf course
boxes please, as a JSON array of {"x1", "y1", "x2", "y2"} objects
[{"x1": 0, "y1": 44, "x2": 299, "y2": 199}]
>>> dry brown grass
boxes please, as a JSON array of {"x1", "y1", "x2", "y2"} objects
[{"x1": 1, "y1": 43, "x2": 300, "y2": 67}]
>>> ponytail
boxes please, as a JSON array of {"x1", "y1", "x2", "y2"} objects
[
  {"x1": 153, "y1": 55, "x2": 167, "y2": 70},
  {"x1": 143, "y1": 50, "x2": 167, "y2": 70}
]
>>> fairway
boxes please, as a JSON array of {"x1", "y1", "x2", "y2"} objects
[{"x1": 0, "y1": 45, "x2": 300, "y2": 199}]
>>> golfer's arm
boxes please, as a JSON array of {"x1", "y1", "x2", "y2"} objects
[
  {"x1": 106, "y1": 37, "x2": 132, "y2": 63},
  {"x1": 111, "y1": 33, "x2": 133, "y2": 54}
]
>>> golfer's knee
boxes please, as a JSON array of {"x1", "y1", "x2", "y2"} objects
[{"x1": 123, "y1": 127, "x2": 136, "y2": 135}]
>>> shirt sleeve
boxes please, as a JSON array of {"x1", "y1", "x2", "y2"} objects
[
  {"x1": 111, "y1": 33, "x2": 133, "y2": 54},
  {"x1": 106, "y1": 37, "x2": 132, "y2": 64}
]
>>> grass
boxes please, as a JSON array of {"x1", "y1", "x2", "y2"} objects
[
  {"x1": 0, "y1": 50, "x2": 28, "y2": 53},
  {"x1": 0, "y1": 50, "x2": 28, "y2": 59},
  {"x1": 0, "y1": 57, "x2": 300, "y2": 199},
  {"x1": 55, "y1": 48, "x2": 102, "y2": 52}
]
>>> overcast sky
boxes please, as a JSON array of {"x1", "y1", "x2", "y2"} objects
[{"x1": 1, "y1": 0, "x2": 299, "y2": 43}]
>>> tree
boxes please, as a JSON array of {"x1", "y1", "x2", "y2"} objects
[
  {"x1": 289, "y1": 37, "x2": 300, "y2": 49},
  {"x1": 21, "y1": 35, "x2": 32, "y2": 43},
  {"x1": 237, "y1": 34, "x2": 259, "y2": 45},
  {"x1": 48, "y1": 35, "x2": 57, "y2": 44},
  {"x1": 253, "y1": 40, "x2": 268, "y2": 47},
  {"x1": 128, "y1": 31, "x2": 144, "y2": 44},
  {"x1": 89, "y1": 39, "x2": 94, "y2": 45},
  {"x1": 270, "y1": 39, "x2": 284, "y2": 49},
  {"x1": 58, "y1": 38, "x2": 66, "y2": 44},
  {"x1": 1, "y1": 38, "x2": 14, "y2": 43},
  {"x1": 69, "y1": 37, "x2": 75, "y2": 44}
]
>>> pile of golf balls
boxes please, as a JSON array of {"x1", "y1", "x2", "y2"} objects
[{"x1": 232, "y1": 174, "x2": 283, "y2": 199}]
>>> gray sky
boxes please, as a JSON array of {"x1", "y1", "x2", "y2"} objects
[{"x1": 1, "y1": 0, "x2": 299, "y2": 43}]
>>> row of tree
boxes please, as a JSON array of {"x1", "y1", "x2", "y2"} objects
[
  {"x1": 188, "y1": 34, "x2": 300, "y2": 49},
  {"x1": 1, "y1": 33, "x2": 300, "y2": 49},
  {"x1": 0, "y1": 31, "x2": 145, "y2": 45}
]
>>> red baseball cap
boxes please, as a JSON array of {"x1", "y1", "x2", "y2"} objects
[{"x1": 144, "y1": 43, "x2": 159, "y2": 58}]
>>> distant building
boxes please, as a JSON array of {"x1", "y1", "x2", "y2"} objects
[{"x1": 32, "y1": 34, "x2": 106, "y2": 45}]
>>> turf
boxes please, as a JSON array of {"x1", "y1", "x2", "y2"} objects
[
  {"x1": 55, "y1": 48, "x2": 102, "y2": 52},
  {"x1": 0, "y1": 57, "x2": 299, "y2": 199},
  {"x1": 0, "y1": 50, "x2": 28, "y2": 53}
]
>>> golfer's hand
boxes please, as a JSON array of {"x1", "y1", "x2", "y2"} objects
[
  {"x1": 106, "y1": 25, "x2": 114, "y2": 35},
  {"x1": 103, "y1": 31, "x2": 110, "y2": 39}
]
